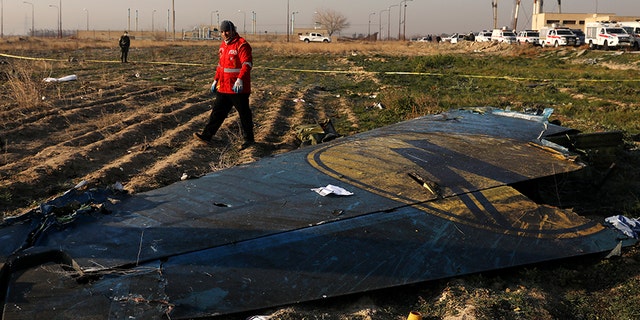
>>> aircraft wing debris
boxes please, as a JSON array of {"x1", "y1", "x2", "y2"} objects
[{"x1": 1, "y1": 108, "x2": 634, "y2": 319}]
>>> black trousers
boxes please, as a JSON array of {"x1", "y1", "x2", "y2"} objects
[
  {"x1": 120, "y1": 47, "x2": 129, "y2": 62},
  {"x1": 202, "y1": 93, "x2": 254, "y2": 142}
]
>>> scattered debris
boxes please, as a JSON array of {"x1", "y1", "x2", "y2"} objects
[
  {"x1": 407, "y1": 311, "x2": 423, "y2": 320},
  {"x1": 366, "y1": 102, "x2": 385, "y2": 110},
  {"x1": 43, "y1": 74, "x2": 77, "y2": 82},
  {"x1": 246, "y1": 316, "x2": 272, "y2": 320},
  {"x1": 311, "y1": 184, "x2": 354, "y2": 196},
  {"x1": 408, "y1": 172, "x2": 441, "y2": 198},
  {"x1": 295, "y1": 119, "x2": 340, "y2": 146},
  {"x1": 113, "y1": 181, "x2": 125, "y2": 192},
  {"x1": 605, "y1": 241, "x2": 623, "y2": 259},
  {"x1": 575, "y1": 49, "x2": 587, "y2": 57},
  {"x1": 605, "y1": 215, "x2": 640, "y2": 239}
]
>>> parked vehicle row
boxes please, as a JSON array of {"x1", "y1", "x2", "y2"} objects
[
  {"x1": 475, "y1": 22, "x2": 638, "y2": 50},
  {"x1": 417, "y1": 21, "x2": 640, "y2": 51}
]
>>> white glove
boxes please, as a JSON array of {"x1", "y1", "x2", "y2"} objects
[
  {"x1": 232, "y1": 79, "x2": 244, "y2": 93},
  {"x1": 210, "y1": 80, "x2": 217, "y2": 93}
]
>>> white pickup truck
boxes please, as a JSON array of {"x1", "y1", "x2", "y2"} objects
[
  {"x1": 299, "y1": 32, "x2": 331, "y2": 43},
  {"x1": 538, "y1": 26, "x2": 579, "y2": 47}
]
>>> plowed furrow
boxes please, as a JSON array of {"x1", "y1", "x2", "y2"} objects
[
  {"x1": 250, "y1": 83, "x2": 311, "y2": 150},
  {"x1": 0, "y1": 91, "x2": 210, "y2": 208},
  {"x1": 1, "y1": 88, "x2": 200, "y2": 171},
  {"x1": 0, "y1": 85, "x2": 175, "y2": 143}
]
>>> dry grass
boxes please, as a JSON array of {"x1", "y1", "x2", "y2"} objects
[
  {"x1": 1, "y1": 37, "x2": 640, "y2": 320},
  {"x1": 252, "y1": 39, "x2": 518, "y2": 57},
  {"x1": 3, "y1": 60, "x2": 51, "y2": 115},
  {"x1": 0, "y1": 37, "x2": 211, "y2": 51},
  {"x1": 0, "y1": 36, "x2": 518, "y2": 56}
]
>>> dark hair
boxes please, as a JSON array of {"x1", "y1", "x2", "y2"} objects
[{"x1": 220, "y1": 20, "x2": 236, "y2": 32}]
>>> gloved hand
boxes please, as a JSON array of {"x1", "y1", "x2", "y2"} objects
[
  {"x1": 210, "y1": 80, "x2": 218, "y2": 94},
  {"x1": 232, "y1": 79, "x2": 243, "y2": 93}
]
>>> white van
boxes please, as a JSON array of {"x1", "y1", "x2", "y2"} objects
[
  {"x1": 491, "y1": 28, "x2": 517, "y2": 44},
  {"x1": 585, "y1": 22, "x2": 633, "y2": 50}
]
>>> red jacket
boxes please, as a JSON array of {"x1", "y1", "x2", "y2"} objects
[{"x1": 214, "y1": 36, "x2": 252, "y2": 94}]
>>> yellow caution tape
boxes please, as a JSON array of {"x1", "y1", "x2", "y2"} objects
[
  {"x1": 2, "y1": 52, "x2": 638, "y2": 82},
  {"x1": 0, "y1": 52, "x2": 205, "y2": 66}
]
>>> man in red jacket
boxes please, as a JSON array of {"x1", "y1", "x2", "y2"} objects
[{"x1": 194, "y1": 20, "x2": 255, "y2": 150}]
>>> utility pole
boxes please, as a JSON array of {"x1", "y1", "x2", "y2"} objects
[
  {"x1": 368, "y1": 12, "x2": 375, "y2": 39},
  {"x1": 252, "y1": 11, "x2": 256, "y2": 35},
  {"x1": 379, "y1": 9, "x2": 388, "y2": 41},
  {"x1": 492, "y1": 0, "x2": 498, "y2": 29},
  {"x1": 387, "y1": 5, "x2": 397, "y2": 41},
  {"x1": 399, "y1": 0, "x2": 412, "y2": 41},
  {"x1": 1, "y1": 0, "x2": 4, "y2": 38},
  {"x1": 83, "y1": 8, "x2": 89, "y2": 31},
  {"x1": 23, "y1": 1, "x2": 34, "y2": 37},
  {"x1": 512, "y1": 0, "x2": 521, "y2": 31},
  {"x1": 58, "y1": 0, "x2": 62, "y2": 38},
  {"x1": 172, "y1": 0, "x2": 175, "y2": 41}
]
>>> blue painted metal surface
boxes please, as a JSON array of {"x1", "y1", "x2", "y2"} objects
[{"x1": 0, "y1": 108, "x2": 630, "y2": 319}]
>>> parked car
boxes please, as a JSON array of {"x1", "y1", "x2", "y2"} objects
[
  {"x1": 298, "y1": 32, "x2": 331, "y2": 43},
  {"x1": 620, "y1": 25, "x2": 640, "y2": 50},
  {"x1": 516, "y1": 30, "x2": 540, "y2": 45},
  {"x1": 491, "y1": 28, "x2": 517, "y2": 44},
  {"x1": 441, "y1": 33, "x2": 466, "y2": 43},
  {"x1": 539, "y1": 26, "x2": 579, "y2": 47},
  {"x1": 475, "y1": 30, "x2": 493, "y2": 42},
  {"x1": 571, "y1": 29, "x2": 586, "y2": 46}
]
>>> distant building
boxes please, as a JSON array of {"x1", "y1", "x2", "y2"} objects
[{"x1": 532, "y1": 12, "x2": 640, "y2": 31}]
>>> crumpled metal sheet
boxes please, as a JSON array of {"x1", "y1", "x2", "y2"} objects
[{"x1": 1, "y1": 108, "x2": 631, "y2": 319}]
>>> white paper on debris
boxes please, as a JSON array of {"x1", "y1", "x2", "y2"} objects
[
  {"x1": 43, "y1": 74, "x2": 78, "y2": 82},
  {"x1": 605, "y1": 215, "x2": 640, "y2": 239},
  {"x1": 246, "y1": 316, "x2": 271, "y2": 320},
  {"x1": 311, "y1": 184, "x2": 354, "y2": 197}
]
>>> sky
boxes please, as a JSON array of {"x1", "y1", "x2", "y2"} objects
[{"x1": 1, "y1": 0, "x2": 640, "y2": 37}]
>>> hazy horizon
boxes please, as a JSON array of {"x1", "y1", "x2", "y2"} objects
[{"x1": 1, "y1": 0, "x2": 639, "y2": 37}]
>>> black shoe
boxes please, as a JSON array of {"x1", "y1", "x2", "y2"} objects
[
  {"x1": 238, "y1": 140, "x2": 255, "y2": 150},
  {"x1": 193, "y1": 132, "x2": 211, "y2": 143},
  {"x1": 194, "y1": 133, "x2": 224, "y2": 145}
]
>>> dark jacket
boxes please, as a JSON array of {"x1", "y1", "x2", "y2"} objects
[{"x1": 119, "y1": 35, "x2": 130, "y2": 49}]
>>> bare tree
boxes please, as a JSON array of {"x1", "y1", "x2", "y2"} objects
[{"x1": 313, "y1": 9, "x2": 349, "y2": 36}]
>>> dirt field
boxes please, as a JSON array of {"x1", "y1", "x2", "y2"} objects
[{"x1": 2, "y1": 38, "x2": 640, "y2": 319}]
